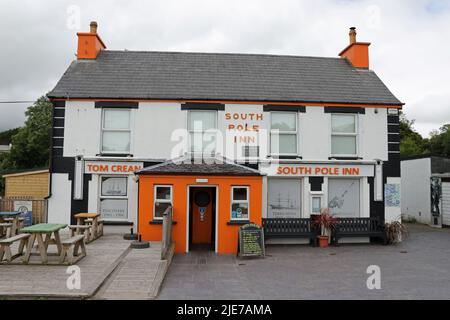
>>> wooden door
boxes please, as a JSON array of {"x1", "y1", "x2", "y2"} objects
[{"x1": 192, "y1": 188, "x2": 213, "y2": 244}]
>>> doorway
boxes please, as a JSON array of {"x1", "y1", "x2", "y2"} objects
[{"x1": 188, "y1": 186, "x2": 216, "y2": 251}]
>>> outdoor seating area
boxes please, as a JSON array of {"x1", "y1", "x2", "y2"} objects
[{"x1": 0, "y1": 212, "x2": 104, "y2": 265}]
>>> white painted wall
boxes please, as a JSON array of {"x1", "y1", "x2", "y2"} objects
[
  {"x1": 47, "y1": 173, "x2": 72, "y2": 224},
  {"x1": 62, "y1": 102, "x2": 389, "y2": 162},
  {"x1": 401, "y1": 158, "x2": 431, "y2": 224}
]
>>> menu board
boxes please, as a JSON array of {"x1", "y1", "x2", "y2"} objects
[{"x1": 238, "y1": 223, "x2": 265, "y2": 258}]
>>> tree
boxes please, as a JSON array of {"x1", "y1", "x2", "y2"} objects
[
  {"x1": 428, "y1": 124, "x2": 450, "y2": 157},
  {"x1": 399, "y1": 112, "x2": 428, "y2": 157},
  {"x1": 0, "y1": 128, "x2": 19, "y2": 145},
  {"x1": 3, "y1": 96, "x2": 52, "y2": 169}
]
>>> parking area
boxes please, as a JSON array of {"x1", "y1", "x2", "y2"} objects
[{"x1": 158, "y1": 224, "x2": 450, "y2": 300}]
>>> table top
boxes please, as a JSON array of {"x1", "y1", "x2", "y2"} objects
[
  {"x1": 20, "y1": 223, "x2": 67, "y2": 233},
  {"x1": 0, "y1": 212, "x2": 21, "y2": 217},
  {"x1": 74, "y1": 213, "x2": 100, "y2": 219}
]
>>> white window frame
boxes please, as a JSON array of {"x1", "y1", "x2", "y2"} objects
[
  {"x1": 99, "y1": 175, "x2": 129, "y2": 221},
  {"x1": 327, "y1": 178, "x2": 362, "y2": 218},
  {"x1": 230, "y1": 186, "x2": 250, "y2": 221},
  {"x1": 310, "y1": 192, "x2": 323, "y2": 215},
  {"x1": 153, "y1": 185, "x2": 173, "y2": 220},
  {"x1": 101, "y1": 108, "x2": 132, "y2": 154},
  {"x1": 330, "y1": 113, "x2": 358, "y2": 157},
  {"x1": 187, "y1": 110, "x2": 218, "y2": 156},
  {"x1": 270, "y1": 112, "x2": 298, "y2": 156}
]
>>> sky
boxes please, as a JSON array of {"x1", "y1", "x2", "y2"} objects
[{"x1": 0, "y1": 0, "x2": 449, "y2": 137}]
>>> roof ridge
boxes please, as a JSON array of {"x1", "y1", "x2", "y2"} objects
[{"x1": 100, "y1": 49, "x2": 342, "y2": 60}]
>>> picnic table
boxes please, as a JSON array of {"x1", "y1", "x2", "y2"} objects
[
  {"x1": 0, "y1": 212, "x2": 21, "y2": 237},
  {"x1": 74, "y1": 213, "x2": 101, "y2": 242},
  {"x1": 20, "y1": 223, "x2": 67, "y2": 264}
]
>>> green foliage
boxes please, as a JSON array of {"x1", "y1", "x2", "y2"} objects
[
  {"x1": 428, "y1": 124, "x2": 450, "y2": 157},
  {"x1": 0, "y1": 128, "x2": 19, "y2": 145},
  {"x1": 5, "y1": 96, "x2": 52, "y2": 169},
  {"x1": 399, "y1": 112, "x2": 428, "y2": 157}
]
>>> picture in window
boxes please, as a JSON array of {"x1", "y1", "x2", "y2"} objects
[
  {"x1": 268, "y1": 179, "x2": 301, "y2": 218},
  {"x1": 100, "y1": 177, "x2": 128, "y2": 220},
  {"x1": 328, "y1": 179, "x2": 360, "y2": 217},
  {"x1": 231, "y1": 187, "x2": 249, "y2": 220}
]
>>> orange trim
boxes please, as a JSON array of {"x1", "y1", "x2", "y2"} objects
[
  {"x1": 49, "y1": 98, "x2": 404, "y2": 108},
  {"x1": 339, "y1": 42, "x2": 371, "y2": 69}
]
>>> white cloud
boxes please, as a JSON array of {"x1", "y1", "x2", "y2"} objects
[{"x1": 0, "y1": 0, "x2": 449, "y2": 137}]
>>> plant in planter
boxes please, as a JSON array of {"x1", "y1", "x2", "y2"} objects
[
  {"x1": 385, "y1": 220, "x2": 408, "y2": 245},
  {"x1": 312, "y1": 208, "x2": 337, "y2": 248}
]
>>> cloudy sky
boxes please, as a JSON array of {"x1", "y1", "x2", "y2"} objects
[{"x1": 0, "y1": 0, "x2": 449, "y2": 137}]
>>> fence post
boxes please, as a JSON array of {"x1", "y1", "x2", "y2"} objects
[{"x1": 161, "y1": 205, "x2": 173, "y2": 260}]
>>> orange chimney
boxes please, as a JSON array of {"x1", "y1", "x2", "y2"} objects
[
  {"x1": 339, "y1": 27, "x2": 370, "y2": 69},
  {"x1": 76, "y1": 21, "x2": 106, "y2": 59}
]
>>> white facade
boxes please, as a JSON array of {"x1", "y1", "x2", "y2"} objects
[{"x1": 48, "y1": 101, "x2": 395, "y2": 232}]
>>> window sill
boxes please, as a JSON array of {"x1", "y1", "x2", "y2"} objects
[
  {"x1": 97, "y1": 153, "x2": 134, "y2": 158},
  {"x1": 269, "y1": 155, "x2": 302, "y2": 160},
  {"x1": 149, "y1": 220, "x2": 177, "y2": 225},
  {"x1": 328, "y1": 156, "x2": 362, "y2": 161},
  {"x1": 227, "y1": 220, "x2": 250, "y2": 226}
]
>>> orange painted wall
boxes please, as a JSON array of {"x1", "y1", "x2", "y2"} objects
[
  {"x1": 138, "y1": 175, "x2": 263, "y2": 254},
  {"x1": 339, "y1": 42, "x2": 370, "y2": 69}
]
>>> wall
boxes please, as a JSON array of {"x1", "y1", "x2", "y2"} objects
[
  {"x1": 4, "y1": 171, "x2": 49, "y2": 199},
  {"x1": 138, "y1": 175, "x2": 263, "y2": 254},
  {"x1": 401, "y1": 158, "x2": 431, "y2": 224},
  {"x1": 62, "y1": 101, "x2": 389, "y2": 161},
  {"x1": 47, "y1": 173, "x2": 72, "y2": 224}
]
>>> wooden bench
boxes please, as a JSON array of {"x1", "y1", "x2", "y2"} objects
[
  {"x1": 0, "y1": 223, "x2": 13, "y2": 238},
  {"x1": 59, "y1": 235, "x2": 86, "y2": 265},
  {"x1": 69, "y1": 225, "x2": 91, "y2": 243},
  {"x1": 333, "y1": 217, "x2": 387, "y2": 245},
  {"x1": 262, "y1": 218, "x2": 318, "y2": 246},
  {"x1": 0, "y1": 233, "x2": 31, "y2": 263},
  {"x1": 97, "y1": 220, "x2": 104, "y2": 237}
]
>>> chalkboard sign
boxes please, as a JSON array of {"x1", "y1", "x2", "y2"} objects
[{"x1": 238, "y1": 223, "x2": 265, "y2": 258}]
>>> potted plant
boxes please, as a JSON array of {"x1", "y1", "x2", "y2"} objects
[
  {"x1": 312, "y1": 208, "x2": 337, "y2": 248},
  {"x1": 385, "y1": 220, "x2": 408, "y2": 245}
]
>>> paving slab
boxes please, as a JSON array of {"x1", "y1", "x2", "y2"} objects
[{"x1": 158, "y1": 224, "x2": 450, "y2": 300}]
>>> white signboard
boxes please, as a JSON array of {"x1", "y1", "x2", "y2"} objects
[
  {"x1": 261, "y1": 163, "x2": 374, "y2": 177},
  {"x1": 14, "y1": 200, "x2": 32, "y2": 213},
  {"x1": 85, "y1": 161, "x2": 143, "y2": 175},
  {"x1": 100, "y1": 199, "x2": 128, "y2": 220}
]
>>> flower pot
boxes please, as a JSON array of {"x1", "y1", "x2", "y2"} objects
[{"x1": 318, "y1": 236, "x2": 329, "y2": 248}]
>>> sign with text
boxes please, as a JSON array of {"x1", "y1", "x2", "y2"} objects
[
  {"x1": 84, "y1": 161, "x2": 143, "y2": 175},
  {"x1": 238, "y1": 223, "x2": 265, "y2": 258},
  {"x1": 261, "y1": 163, "x2": 374, "y2": 177},
  {"x1": 13, "y1": 200, "x2": 33, "y2": 227}
]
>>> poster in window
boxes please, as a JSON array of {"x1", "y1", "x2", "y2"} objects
[
  {"x1": 101, "y1": 177, "x2": 127, "y2": 196},
  {"x1": 268, "y1": 179, "x2": 301, "y2": 218},
  {"x1": 100, "y1": 199, "x2": 128, "y2": 220},
  {"x1": 385, "y1": 183, "x2": 401, "y2": 207},
  {"x1": 328, "y1": 179, "x2": 360, "y2": 217}
]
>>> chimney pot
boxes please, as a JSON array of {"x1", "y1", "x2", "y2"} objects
[
  {"x1": 90, "y1": 21, "x2": 98, "y2": 34},
  {"x1": 349, "y1": 27, "x2": 357, "y2": 44}
]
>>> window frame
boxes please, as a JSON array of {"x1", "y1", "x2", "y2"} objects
[
  {"x1": 100, "y1": 108, "x2": 132, "y2": 155},
  {"x1": 153, "y1": 185, "x2": 173, "y2": 220},
  {"x1": 330, "y1": 113, "x2": 358, "y2": 157},
  {"x1": 269, "y1": 111, "x2": 298, "y2": 156},
  {"x1": 187, "y1": 110, "x2": 218, "y2": 155},
  {"x1": 230, "y1": 186, "x2": 250, "y2": 221},
  {"x1": 99, "y1": 175, "x2": 129, "y2": 221},
  {"x1": 327, "y1": 178, "x2": 361, "y2": 218}
]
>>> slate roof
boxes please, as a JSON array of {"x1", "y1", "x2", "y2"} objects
[
  {"x1": 136, "y1": 157, "x2": 263, "y2": 176},
  {"x1": 48, "y1": 50, "x2": 402, "y2": 106}
]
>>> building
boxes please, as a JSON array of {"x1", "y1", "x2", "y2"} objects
[
  {"x1": 2, "y1": 169, "x2": 49, "y2": 199},
  {"x1": 46, "y1": 22, "x2": 403, "y2": 254},
  {"x1": 401, "y1": 156, "x2": 450, "y2": 226},
  {"x1": 0, "y1": 145, "x2": 11, "y2": 154}
]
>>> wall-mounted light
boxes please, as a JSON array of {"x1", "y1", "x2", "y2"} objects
[{"x1": 374, "y1": 108, "x2": 379, "y2": 114}]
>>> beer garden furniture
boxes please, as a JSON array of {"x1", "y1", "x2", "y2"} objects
[
  {"x1": 0, "y1": 211, "x2": 21, "y2": 237},
  {"x1": 74, "y1": 213, "x2": 102, "y2": 242},
  {"x1": 0, "y1": 233, "x2": 31, "y2": 263},
  {"x1": 20, "y1": 223, "x2": 67, "y2": 264}
]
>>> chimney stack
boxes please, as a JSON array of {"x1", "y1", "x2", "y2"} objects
[
  {"x1": 339, "y1": 27, "x2": 370, "y2": 69},
  {"x1": 90, "y1": 21, "x2": 98, "y2": 34},
  {"x1": 77, "y1": 21, "x2": 106, "y2": 59},
  {"x1": 349, "y1": 27, "x2": 357, "y2": 44}
]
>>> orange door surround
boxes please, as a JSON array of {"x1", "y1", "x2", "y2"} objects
[{"x1": 191, "y1": 188, "x2": 213, "y2": 244}]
